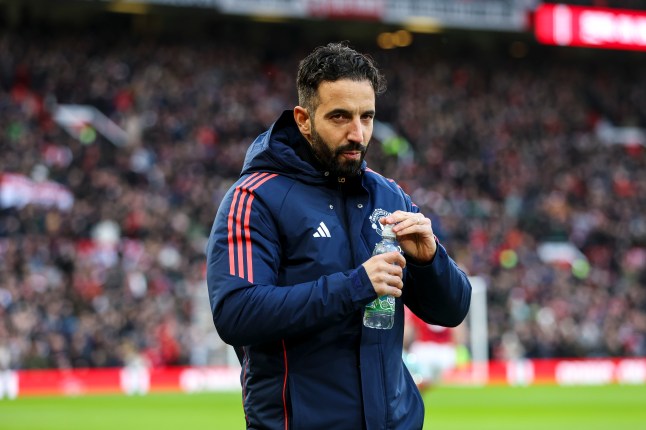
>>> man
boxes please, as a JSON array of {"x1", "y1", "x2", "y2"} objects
[{"x1": 206, "y1": 42, "x2": 471, "y2": 430}]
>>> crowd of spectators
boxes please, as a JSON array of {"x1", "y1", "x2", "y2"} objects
[{"x1": 1, "y1": 23, "x2": 645, "y2": 370}]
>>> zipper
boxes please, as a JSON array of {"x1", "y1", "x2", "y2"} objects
[
  {"x1": 336, "y1": 180, "x2": 356, "y2": 267},
  {"x1": 377, "y1": 331, "x2": 389, "y2": 428},
  {"x1": 338, "y1": 178, "x2": 390, "y2": 428}
]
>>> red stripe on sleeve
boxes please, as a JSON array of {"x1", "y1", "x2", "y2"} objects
[
  {"x1": 241, "y1": 173, "x2": 278, "y2": 282},
  {"x1": 228, "y1": 172, "x2": 278, "y2": 281},
  {"x1": 227, "y1": 189, "x2": 242, "y2": 276},
  {"x1": 235, "y1": 190, "x2": 248, "y2": 279},
  {"x1": 243, "y1": 195, "x2": 255, "y2": 283},
  {"x1": 228, "y1": 173, "x2": 266, "y2": 277}
]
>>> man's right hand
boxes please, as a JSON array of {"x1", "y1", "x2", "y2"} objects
[{"x1": 361, "y1": 251, "x2": 406, "y2": 297}]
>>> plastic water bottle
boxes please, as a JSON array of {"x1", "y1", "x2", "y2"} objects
[{"x1": 363, "y1": 223, "x2": 400, "y2": 329}]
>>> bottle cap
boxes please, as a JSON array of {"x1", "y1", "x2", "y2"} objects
[{"x1": 382, "y1": 223, "x2": 395, "y2": 239}]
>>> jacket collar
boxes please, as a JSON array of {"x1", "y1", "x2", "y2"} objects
[{"x1": 241, "y1": 110, "x2": 366, "y2": 187}]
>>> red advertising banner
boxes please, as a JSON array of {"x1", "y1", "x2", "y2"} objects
[
  {"x1": 444, "y1": 357, "x2": 646, "y2": 386},
  {"x1": 0, "y1": 366, "x2": 241, "y2": 399},
  {"x1": 1, "y1": 359, "x2": 645, "y2": 399},
  {"x1": 306, "y1": 0, "x2": 385, "y2": 20},
  {"x1": 534, "y1": 3, "x2": 646, "y2": 51}
]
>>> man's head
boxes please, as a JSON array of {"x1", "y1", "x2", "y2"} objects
[
  {"x1": 294, "y1": 43, "x2": 387, "y2": 177},
  {"x1": 296, "y1": 42, "x2": 387, "y2": 113}
]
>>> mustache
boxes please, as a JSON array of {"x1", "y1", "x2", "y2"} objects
[{"x1": 335, "y1": 142, "x2": 367, "y2": 154}]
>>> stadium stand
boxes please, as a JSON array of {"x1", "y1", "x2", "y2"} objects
[{"x1": 1, "y1": 11, "x2": 645, "y2": 370}]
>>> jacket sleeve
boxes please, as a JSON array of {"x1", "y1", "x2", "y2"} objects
[
  {"x1": 391, "y1": 182, "x2": 472, "y2": 327},
  {"x1": 402, "y1": 241, "x2": 472, "y2": 327},
  {"x1": 206, "y1": 182, "x2": 376, "y2": 347}
]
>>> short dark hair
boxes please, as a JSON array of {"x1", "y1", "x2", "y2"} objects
[{"x1": 296, "y1": 42, "x2": 387, "y2": 112}]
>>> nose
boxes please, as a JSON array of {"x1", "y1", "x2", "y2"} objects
[{"x1": 347, "y1": 117, "x2": 364, "y2": 143}]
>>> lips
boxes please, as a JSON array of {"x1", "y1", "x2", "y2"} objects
[
  {"x1": 337, "y1": 144, "x2": 366, "y2": 161},
  {"x1": 340, "y1": 151, "x2": 362, "y2": 160}
]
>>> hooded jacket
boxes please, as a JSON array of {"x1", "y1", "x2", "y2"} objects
[{"x1": 206, "y1": 110, "x2": 472, "y2": 429}]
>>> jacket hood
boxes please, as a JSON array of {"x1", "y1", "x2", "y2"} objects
[{"x1": 240, "y1": 110, "x2": 366, "y2": 185}]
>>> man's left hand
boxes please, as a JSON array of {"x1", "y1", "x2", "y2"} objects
[{"x1": 382, "y1": 211, "x2": 437, "y2": 264}]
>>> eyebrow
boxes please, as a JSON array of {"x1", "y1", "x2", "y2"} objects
[{"x1": 324, "y1": 108, "x2": 376, "y2": 118}]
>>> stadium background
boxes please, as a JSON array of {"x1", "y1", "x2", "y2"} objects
[{"x1": 1, "y1": 0, "x2": 646, "y2": 400}]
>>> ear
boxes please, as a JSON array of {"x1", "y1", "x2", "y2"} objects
[{"x1": 293, "y1": 106, "x2": 311, "y2": 138}]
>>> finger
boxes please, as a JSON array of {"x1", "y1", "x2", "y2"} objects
[
  {"x1": 397, "y1": 214, "x2": 431, "y2": 234},
  {"x1": 375, "y1": 262, "x2": 403, "y2": 281},
  {"x1": 380, "y1": 276, "x2": 403, "y2": 295},
  {"x1": 380, "y1": 211, "x2": 407, "y2": 225},
  {"x1": 403, "y1": 214, "x2": 424, "y2": 229},
  {"x1": 390, "y1": 275, "x2": 404, "y2": 289},
  {"x1": 373, "y1": 272, "x2": 402, "y2": 295},
  {"x1": 384, "y1": 264, "x2": 403, "y2": 280},
  {"x1": 410, "y1": 213, "x2": 427, "y2": 227},
  {"x1": 389, "y1": 287, "x2": 402, "y2": 298},
  {"x1": 380, "y1": 251, "x2": 406, "y2": 268},
  {"x1": 382, "y1": 212, "x2": 428, "y2": 229}
]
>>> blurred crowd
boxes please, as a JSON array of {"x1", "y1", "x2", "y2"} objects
[{"x1": 1, "y1": 25, "x2": 645, "y2": 370}]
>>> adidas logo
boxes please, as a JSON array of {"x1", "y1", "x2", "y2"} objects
[{"x1": 312, "y1": 221, "x2": 331, "y2": 238}]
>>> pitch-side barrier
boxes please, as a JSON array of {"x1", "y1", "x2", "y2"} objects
[{"x1": 1, "y1": 357, "x2": 645, "y2": 399}]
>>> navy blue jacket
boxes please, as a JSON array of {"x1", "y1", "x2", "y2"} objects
[{"x1": 206, "y1": 111, "x2": 472, "y2": 429}]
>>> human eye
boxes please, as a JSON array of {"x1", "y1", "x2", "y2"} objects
[{"x1": 328, "y1": 112, "x2": 350, "y2": 123}]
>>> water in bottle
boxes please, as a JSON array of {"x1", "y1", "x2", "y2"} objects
[{"x1": 363, "y1": 223, "x2": 400, "y2": 329}]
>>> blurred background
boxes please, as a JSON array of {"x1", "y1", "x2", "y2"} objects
[{"x1": 1, "y1": 0, "x2": 646, "y2": 392}]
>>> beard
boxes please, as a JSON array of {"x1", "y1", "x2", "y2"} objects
[{"x1": 309, "y1": 127, "x2": 368, "y2": 177}]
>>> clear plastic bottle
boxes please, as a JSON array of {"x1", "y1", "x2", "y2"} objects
[{"x1": 363, "y1": 223, "x2": 400, "y2": 329}]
